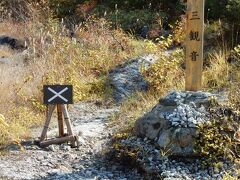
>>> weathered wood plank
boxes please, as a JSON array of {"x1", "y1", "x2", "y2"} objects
[{"x1": 185, "y1": 0, "x2": 205, "y2": 91}]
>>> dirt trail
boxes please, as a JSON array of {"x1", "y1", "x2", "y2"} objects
[
  {"x1": 0, "y1": 101, "x2": 142, "y2": 180},
  {"x1": 0, "y1": 42, "x2": 145, "y2": 180}
]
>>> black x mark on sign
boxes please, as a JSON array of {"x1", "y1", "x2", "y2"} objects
[{"x1": 43, "y1": 85, "x2": 73, "y2": 104}]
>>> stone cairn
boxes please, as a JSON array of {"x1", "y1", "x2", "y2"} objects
[{"x1": 135, "y1": 91, "x2": 225, "y2": 156}]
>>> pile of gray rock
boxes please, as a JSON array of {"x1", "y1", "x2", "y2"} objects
[
  {"x1": 116, "y1": 136, "x2": 239, "y2": 180},
  {"x1": 161, "y1": 91, "x2": 211, "y2": 128},
  {"x1": 135, "y1": 91, "x2": 225, "y2": 156},
  {"x1": 108, "y1": 54, "x2": 157, "y2": 102}
]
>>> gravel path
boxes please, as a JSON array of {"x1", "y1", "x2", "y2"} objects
[{"x1": 0, "y1": 101, "x2": 142, "y2": 180}]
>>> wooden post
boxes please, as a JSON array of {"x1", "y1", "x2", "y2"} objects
[
  {"x1": 40, "y1": 105, "x2": 56, "y2": 141},
  {"x1": 185, "y1": 0, "x2": 205, "y2": 91},
  {"x1": 57, "y1": 104, "x2": 64, "y2": 136}
]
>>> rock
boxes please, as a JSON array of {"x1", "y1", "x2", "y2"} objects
[
  {"x1": 135, "y1": 91, "x2": 226, "y2": 156},
  {"x1": 0, "y1": 36, "x2": 27, "y2": 50},
  {"x1": 6, "y1": 143, "x2": 24, "y2": 151},
  {"x1": 174, "y1": 128, "x2": 194, "y2": 148},
  {"x1": 158, "y1": 129, "x2": 171, "y2": 148},
  {"x1": 172, "y1": 122, "x2": 179, "y2": 126},
  {"x1": 140, "y1": 26, "x2": 149, "y2": 38},
  {"x1": 60, "y1": 144, "x2": 71, "y2": 151},
  {"x1": 108, "y1": 54, "x2": 157, "y2": 102},
  {"x1": 161, "y1": 171, "x2": 171, "y2": 177},
  {"x1": 107, "y1": 173, "x2": 114, "y2": 178},
  {"x1": 172, "y1": 117, "x2": 180, "y2": 122},
  {"x1": 176, "y1": 166, "x2": 182, "y2": 171},
  {"x1": 214, "y1": 167, "x2": 220, "y2": 174},
  {"x1": 94, "y1": 176, "x2": 101, "y2": 180},
  {"x1": 135, "y1": 104, "x2": 174, "y2": 140},
  {"x1": 212, "y1": 174, "x2": 219, "y2": 178},
  {"x1": 47, "y1": 169, "x2": 61, "y2": 175},
  {"x1": 161, "y1": 164, "x2": 167, "y2": 170},
  {"x1": 85, "y1": 170, "x2": 92, "y2": 177},
  {"x1": 76, "y1": 136, "x2": 86, "y2": 145},
  {"x1": 188, "y1": 123, "x2": 196, "y2": 128},
  {"x1": 188, "y1": 117, "x2": 195, "y2": 123},
  {"x1": 48, "y1": 145, "x2": 57, "y2": 152}
]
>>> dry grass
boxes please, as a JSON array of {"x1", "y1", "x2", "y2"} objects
[
  {"x1": 0, "y1": 9, "x2": 162, "y2": 147},
  {"x1": 0, "y1": 2, "x2": 180, "y2": 148},
  {"x1": 111, "y1": 91, "x2": 159, "y2": 132},
  {"x1": 203, "y1": 51, "x2": 231, "y2": 90},
  {"x1": 0, "y1": 47, "x2": 14, "y2": 57},
  {"x1": 0, "y1": 21, "x2": 26, "y2": 38},
  {"x1": 144, "y1": 48, "x2": 185, "y2": 93}
]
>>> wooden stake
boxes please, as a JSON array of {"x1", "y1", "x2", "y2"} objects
[
  {"x1": 40, "y1": 105, "x2": 56, "y2": 141},
  {"x1": 61, "y1": 104, "x2": 76, "y2": 147},
  {"x1": 185, "y1": 0, "x2": 205, "y2": 91},
  {"x1": 57, "y1": 104, "x2": 64, "y2": 136}
]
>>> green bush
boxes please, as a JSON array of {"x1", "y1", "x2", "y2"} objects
[
  {"x1": 194, "y1": 105, "x2": 240, "y2": 166},
  {"x1": 226, "y1": 0, "x2": 240, "y2": 24},
  {"x1": 107, "y1": 9, "x2": 165, "y2": 33},
  {"x1": 205, "y1": 0, "x2": 228, "y2": 20},
  {"x1": 48, "y1": 0, "x2": 81, "y2": 18}
]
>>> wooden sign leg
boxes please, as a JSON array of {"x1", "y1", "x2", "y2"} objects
[
  {"x1": 61, "y1": 104, "x2": 77, "y2": 147},
  {"x1": 40, "y1": 105, "x2": 56, "y2": 141},
  {"x1": 57, "y1": 104, "x2": 64, "y2": 137}
]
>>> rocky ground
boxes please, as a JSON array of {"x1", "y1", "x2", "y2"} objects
[
  {"x1": 113, "y1": 91, "x2": 240, "y2": 180},
  {"x1": 112, "y1": 135, "x2": 240, "y2": 180},
  {"x1": 0, "y1": 101, "x2": 142, "y2": 180},
  {"x1": 1, "y1": 98, "x2": 239, "y2": 180}
]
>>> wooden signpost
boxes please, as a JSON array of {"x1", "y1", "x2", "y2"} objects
[
  {"x1": 38, "y1": 85, "x2": 79, "y2": 147},
  {"x1": 185, "y1": 0, "x2": 205, "y2": 91}
]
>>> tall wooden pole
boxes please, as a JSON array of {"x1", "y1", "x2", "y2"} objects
[{"x1": 185, "y1": 0, "x2": 205, "y2": 91}]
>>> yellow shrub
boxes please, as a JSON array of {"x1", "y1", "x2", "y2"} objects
[
  {"x1": 0, "y1": 114, "x2": 9, "y2": 146},
  {"x1": 144, "y1": 48, "x2": 184, "y2": 93},
  {"x1": 172, "y1": 18, "x2": 186, "y2": 45}
]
